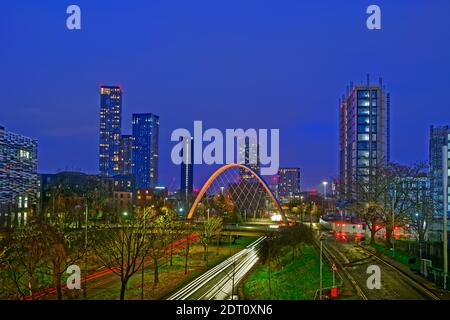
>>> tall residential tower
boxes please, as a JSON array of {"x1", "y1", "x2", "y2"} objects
[
  {"x1": 99, "y1": 86, "x2": 122, "y2": 177},
  {"x1": 132, "y1": 113, "x2": 159, "y2": 188},
  {"x1": 339, "y1": 77, "x2": 390, "y2": 199},
  {"x1": 180, "y1": 136, "x2": 194, "y2": 202}
]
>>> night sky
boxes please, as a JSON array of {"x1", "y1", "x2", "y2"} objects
[{"x1": 1, "y1": 0, "x2": 450, "y2": 191}]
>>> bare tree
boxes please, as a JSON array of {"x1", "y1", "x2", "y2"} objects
[
  {"x1": 146, "y1": 209, "x2": 172, "y2": 287},
  {"x1": 199, "y1": 215, "x2": 223, "y2": 267},
  {"x1": 40, "y1": 221, "x2": 85, "y2": 300},
  {"x1": 1, "y1": 220, "x2": 49, "y2": 299},
  {"x1": 92, "y1": 216, "x2": 148, "y2": 300},
  {"x1": 409, "y1": 186, "x2": 435, "y2": 243},
  {"x1": 351, "y1": 162, "x2": 426, "y2": 247}
]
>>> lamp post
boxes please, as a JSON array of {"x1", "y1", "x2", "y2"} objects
[
  {"x1": 322, "y1": 181, "x2": 328, "y2": 217},
  {"x1": 141, "y1": 206, "x2": 153, "y2": 300},
  {"x1": 392, "y1": 189, "x2": 396, "y2": 258},
  {"x1": 443, "y1": 145, "x2": 448, "y2": 289},
  {"x1": 319, "y1": 234, "x2": 325, "y2": 300},
  {"x1": 322, "y1": 181, "x2": 328, "y2": 199}
]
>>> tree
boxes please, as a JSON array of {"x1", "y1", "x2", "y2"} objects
[
  {"x1": 1, "y1": 220, "x2": 49, "y2": 299},
  {"x1": 146, "y1": 210, "x2": 172, "y2": 287},
  {"x1": 40, "y1": 221, "x2": 85, "y2": 300},
  {"x1": 92, "y1": 216, "x2": 147, "y2": 300},
  {"x1": 181, "y1": 222, "x2": 195, "y2": 275},
  {"x1": 351, "y1": 162, "x2": 426, "y2": 247},
  {"x1": 409, "y1": 188, "x2": 434, "y2": 243},
  {"x1": 199, "y1": 215, "x2": 223, "y2": 267}
]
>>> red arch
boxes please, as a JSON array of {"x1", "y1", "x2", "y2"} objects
[{"x1": 187, "y1": 163, "x2": 287, "y2": 224}]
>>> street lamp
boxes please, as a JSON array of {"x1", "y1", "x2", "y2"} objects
[
  {"x1": 319, "y1": 234, "x2": 326, "y2": 300},
  {"x1": 322, "y1": 181, "x2": 328, "y2": 199}
]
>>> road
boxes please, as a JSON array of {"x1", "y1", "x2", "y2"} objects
[
  {"x1": 322, "y1": 234, "x2": 440, "y2": 300},
  {"x1": 168, "y1": 236, "x2": 265, "y2": 300}
]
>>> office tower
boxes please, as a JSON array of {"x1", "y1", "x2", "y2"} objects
[
  {"x1": 119, "y1": 134, "x2": 133, "y2": 175},
  {"x1": 99, "y1": 85, "x2": 122, "y2": 177},
  {"x1": 277, "y1": 168, "x2": 301, "y2": 203},
  {"x1": 339, "y1": 77, "x2": 390, "y2": 199},
  {"x1": 239, "y1": 139, "x2": 260, "y2": 180},
  {"x1": 180, "y1": 136, "x2": 194, "y2": 202},
  {"x1": 132, "y1": 113, "x2": 159, "y2": 188},
  {"x1": 0, "y1": 126, "x2": 38, "y2": 228},
  {"x1": 429, "y1": 125, "x2": 450, "y2": 216}
]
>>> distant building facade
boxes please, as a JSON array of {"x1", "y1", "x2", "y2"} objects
[
  {"x1": 428, "y1": 125, "x2": 450, "y2": 241},
  {"x1": 119, "y1": 134, "x2": 133, "y2": 175},
  {"x1": 277, "y1": 167, "x2": 301, "y2": 203},
  {"x1": 239, "y1": 139, "x2": 260, "y2": 180},
  {"x1": 0, "y1": 126, "x2": 38, "y2": 228},
  {"x1": 40, "y1": 171, "x2": 114, "y2": 219},
  {"x1": 132, "y1": 113, "x2": 159, "y2": 188},
  {"x1": 99, "y1": 86, "x2": 122, "y2": 177}
]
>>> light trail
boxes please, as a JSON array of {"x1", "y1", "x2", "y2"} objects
[{"x1": 168, "y1": 236, "x2": 265, "y2": 300}]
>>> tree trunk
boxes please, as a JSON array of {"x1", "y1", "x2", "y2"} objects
[
  {"x1": 153, "y1": 257, "x2": 159, "y2": 286},
  {"x1": 170, "y1": 242, "x2": 173, "y2": 267},
  {"x1": 370, "y1": 227, "x2": 376, "y2": 245},
  {"x1": 216, "y1": 237, "x2": 220, "y2": 256},
  {"x1": 385, "y1": 227, "x2": 393, "y2": 249},
  {"x1": 120, "y1": 280, "x2": 127, "y2": 300},
  {"x1": 184, "y1": 239, "x2": 190, "y2": 275},
  {"x1": 54, "y1": 272, "x2": 63, "y2": 300}
]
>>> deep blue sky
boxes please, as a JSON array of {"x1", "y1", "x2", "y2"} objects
[{"x1": 1, "y1": 0, "x2": 450, "y2": 191}]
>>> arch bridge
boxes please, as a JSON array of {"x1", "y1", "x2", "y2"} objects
[{"x1": 186, "y1": 163, "x2": 288, "y2": 225}]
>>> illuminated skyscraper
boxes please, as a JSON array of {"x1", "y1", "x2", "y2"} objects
[
  {"x1": 180, "y1": 136, "x2": 194, "y2": 201},
  {"x1": 132, "y1": 113, "x2": 159, "y2": 188},
  {"x1": 119, "y1": 134, "x2": 133, "y2": 175},
  {"x1": 339, "y1": 77, "x2": 390, "y2": 199},
  {"x1": 239, "y1": 139, "x2": 260, "y2": 180},
  {"x1": 429, "y1": 125, "x2": 450, "y2": 241},
  {"x1": 277, "y1": 168, "x2": 301, "y2": 203},
  {"x1": 99, "y1": 86, "x2": 122, "y2": 177}
]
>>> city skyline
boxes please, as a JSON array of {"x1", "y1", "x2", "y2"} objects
[
  {"x1": 1, "y1": 1, "x2": 450, "y2": 191},
  {"x1": 2, "y1": 0, "x2": 450, "y2": 304}
]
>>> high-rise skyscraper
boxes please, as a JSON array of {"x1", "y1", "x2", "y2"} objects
[
  {"x1": 0, "y1": 126, "x2": 38, "y2": 228},
  {"x1": 239, "y1": 139, "x2": 260, "y2": 180},
  {"x1": 132, "y1": 113, "x2": 159, "y2": 189},
  {"x1": 99, "y1": 86, "x2": 122, "y2": 177},
  {"x1": 277, "y1": 168, "x2": 301, "y2": 203},
  {"x1": 119, "y1": 134, "x2": 133, "y2": 175},
  {"x1": 429, "y1": 125, "x2": 450, "y2": 216},
  {"x1": 339, "y1": 77, "x2": 390, "y2": 199},
  {"x1": 180, "y1": 136, "x2": 194, "y2": 202}
]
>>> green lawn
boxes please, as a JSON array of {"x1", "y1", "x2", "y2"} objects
[{"x1": 243, "y1": 244, "x2": 333, "y2": 300}]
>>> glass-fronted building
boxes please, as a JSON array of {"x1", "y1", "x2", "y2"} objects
[
  {"x1": 119, "y1": 134, "x2": 133, "y2": 175},
  {"x1": 277, "y1": 167, "x2": 301, "y2": 203},
  {"x1": 0, "y1": 126, "x2": 38, "y2": 228},
  {"x1": 99, "y1": 85, "x2": 122, "y2": 177},
  {"x1": 180, "y1": 136, "x2": 194, "y2": 202},
  {"x1": 132, "y1": 113, "x2": 159, "y2": 188},
  {"x1": 239, "y1": 139, "x2": 260, "y2": 181},
  {"x1": 428, "y1": 126, "x2": 450, "y2": 240},
  {"x1": 339, "y1": 78, "x2": 390, "y2": 199}
]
